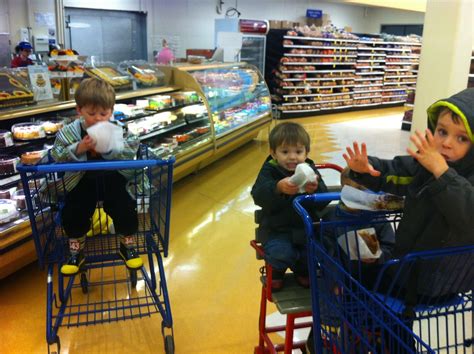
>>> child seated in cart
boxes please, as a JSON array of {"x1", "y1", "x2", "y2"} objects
[
  {"x1": 51, "y1": 78, "x2": 143, "y2": 276},
  {"x1": 340, "y1": 87, "x2": 474, "y2": 353},
  {"x1": 251, "y1": 122, "x2": 330, "y2": 290}
]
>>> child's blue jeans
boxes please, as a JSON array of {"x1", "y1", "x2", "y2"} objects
[{"x1": 263, "y1": 236, "x2": 308, "y2": 275}]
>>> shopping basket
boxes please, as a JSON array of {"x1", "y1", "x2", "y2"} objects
[
  {"x1": 17, "y1": 146, "x2": 176, "y2": 354},
  {"x1": 294, "y1": 192, "x2": 473, "y2": 354}
]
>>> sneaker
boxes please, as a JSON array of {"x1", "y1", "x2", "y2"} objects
[
  {"x1": 296, "y1": 274, "x2": 310, "y2": 288},
  {"x1": 60, "y1": 251, "x2": 85, "y2": 276},
  {"x1": 119, "y1": 243, "x2": 143, "y2": 269},
  {"x1": 271, "y1": 269, "x2": 285, "y2": 291}
]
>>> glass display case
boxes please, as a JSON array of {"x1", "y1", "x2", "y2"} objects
[{"x1": 188, "y1": 63, "x2": 272, "y2": 137}]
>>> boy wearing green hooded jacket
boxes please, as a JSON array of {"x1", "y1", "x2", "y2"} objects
[{"x1": 339, "y1": 87, "x2": 474, "y2": 353}]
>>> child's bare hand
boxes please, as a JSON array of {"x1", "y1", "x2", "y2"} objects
[
  {"x1": 407, "y1": 129, "x2": 448, "y2": 178},
  {"x1": 76, "y1": 135, "x2": 96, "y2": 155},
  {"x1": 343, "y1": 142, "x2": 381, "y2": 177},
  {"x1": 277, "y1": 177, "x2": 299, "y2": 195},
  {"x1": 304, "y1": 180, "x2": 319, "y2": 194}
]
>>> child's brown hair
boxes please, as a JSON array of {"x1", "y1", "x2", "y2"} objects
[
  {"x1": 74, "y1": 78, "x2": 115, "y2": 109},
  {"x1": 269, "y1": 122, "x2": 310, "y2": 152}
]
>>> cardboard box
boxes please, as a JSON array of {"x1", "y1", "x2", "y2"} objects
[
  {"x1": 307, "y1": 13, "x2": 330, "y2": 27},
  {"x1": 281, "y1": 20, "x2": 295, "y2": 29},
  {"x1": 269, "y1": 20, "x2": 282, "y2": 29}
]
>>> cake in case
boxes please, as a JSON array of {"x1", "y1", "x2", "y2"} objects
[
  {"x1": 0, "y1": 155, "x2": 19, "y2": 175},
  {"x1": 0, "y1": 199, "x2": 20, "y2": 224},
  {"x1": 12, "y1": 122, "x2": 46, "y2": 140}
]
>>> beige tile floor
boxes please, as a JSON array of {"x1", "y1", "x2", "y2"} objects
[{"x1": 1, "y1": 107, "x2": 429, "y2": 354}]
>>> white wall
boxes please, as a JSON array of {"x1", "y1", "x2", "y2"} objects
[
  {"x1": 363, "y1": 6, "x2": 425, "y2": 34},
  {"x1": 150, "y1": 0, "x2": 370, "y2": 58},
  {"x1": 1, "y1": 0, "x2": 426, "y2": 59}
]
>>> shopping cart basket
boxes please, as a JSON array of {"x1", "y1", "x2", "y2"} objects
[
  {"x1": 294, "y1": 192, "x2": 473, "y2": 354},
  {"x1": 17, "y1": 146, "x2": 175, "y2": 354}
]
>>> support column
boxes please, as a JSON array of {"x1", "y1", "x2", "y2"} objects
[{"x1": 411, "y1": 0, "x2": 472, "y2": 134}]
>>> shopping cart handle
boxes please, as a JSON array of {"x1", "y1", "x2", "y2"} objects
[
  {"x1": 293, "y1": 192, "x2": 341, "y2": 237},
  {"x1": 17, "y1": 158, "x2": 174, "y2": 173}
]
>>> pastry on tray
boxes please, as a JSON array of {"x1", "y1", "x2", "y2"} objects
[{"x1": 0, "y1": 71, "x2": 34, "y2": 108}]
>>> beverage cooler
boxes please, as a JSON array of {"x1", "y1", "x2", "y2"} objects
[{"x1": 215, "y1": 19, "x2": 269, "y2": 75}]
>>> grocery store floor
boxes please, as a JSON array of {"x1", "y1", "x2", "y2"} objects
[{"x1": 1, "y1": 107, "x2": 408, "y2": 354}]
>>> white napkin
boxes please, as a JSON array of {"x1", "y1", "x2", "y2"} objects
[
  {"x1": 337, "y1": 228, "x2": 382, "y2": 260},
  {"x1": 341, "y1": 185, "x2": 404, "y2": 211},
  {"x1": 289, "y1": 163, "x2": 318, "y2": 193},
  {"x1": 86, "y1": 121, "x2": 125, "y2": 153}
]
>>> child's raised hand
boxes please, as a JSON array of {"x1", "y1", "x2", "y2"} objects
[
  {"x1": 407, "y1": 129, "x2": 448, "y2": 178},
  {"x1": 304, "y1": 180, "x2": 319, "y2": 194},
  {"x1": 76, "y1": 135, "x2": 96, "y2": 155},
  {"x1": 343, "y1": 142, "x2": 381, "y2": 177},
  {"x1": 276, "y1": 177, "x2": 299, "y2": 195}
]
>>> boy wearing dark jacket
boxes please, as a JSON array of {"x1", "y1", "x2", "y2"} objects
[
  {"x1": 251, "y1": 122, "x2": 329, "y2": 290},
  {"x1": 341, "y1": 88, "x2": 474, "y2": 353}
]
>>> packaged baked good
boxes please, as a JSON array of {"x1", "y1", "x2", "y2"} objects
[
  {"x1": 11, "y1": 122, "x2": 46, "y2": 140},
  {"x1": 20, "y1": 149, "x2": 48, "y2": 165},
  {"x1": 0, "y1": 130, "x2": 14, "y2": 148},
  {"x1": 0, "y1": 155, "x2": 19, "y2": 175},
  {"x1": 0, "y1": 199, "x2": 20, "y2": 224},
  {"x1": 39, "y1": 119, "x2": 65, "y2": 134},
  {"x1": 0, "y1": 69, "x2": 35, "y2": 108},
  {"x1": 85, "y1": 62, "x2": 132, "y2": 90},
  {"x1": 12, "y1": 190, "x2": 27, "y2": 210},
  {"x1": 118, "y1": 61, "x2": 165, "y2": 88}
]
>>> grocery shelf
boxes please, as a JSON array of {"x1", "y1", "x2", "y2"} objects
[
  {"x1": 273, "y1": 33, "x2": 420, "y2": 116},
  {"x1": 283, "y1": 98, "x2": 349, "y2": 106},
  {"x1": 282, "y1": 77, "x2": 355, "y2": 81},
  {"x1": 352, "y1": 95, "x2": 382, "y2": 100},
  {"x1": 284, "y1": 53, "x2": 357, "y2": 58},
  {"x1": 356, "y1": 71, "x2": 384, "y2": 75},
  {"x1": 353, "y1": 89, "x2": 383, "y2": 93},
  {"x1": 283, "y1": 44, "x2": 358, "y2": 50},
  {"x1": 282, "y1": 84, "x2": 354, "y2": 89},
  {"x1": 283, "y1": 62, "x2": 356, "y2": 65},
  {"x1": 283, "y1": 35, "x2": 359, "y2": 43}
]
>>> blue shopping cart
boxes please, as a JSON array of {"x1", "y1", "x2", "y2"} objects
[
  {"x1": 294, "y1": 192, "x2": 473, "y2": 354},
  {"x1": 17, "y1": 146, "x2": 175, "y2": 354}
]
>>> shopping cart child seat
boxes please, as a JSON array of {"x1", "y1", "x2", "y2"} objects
[
  {"x1": 251, "y1": 228, "x2": 313, "y2": 354},
  {"x1": 251, "y1": 163, "x2": 343, "y2": 354}
]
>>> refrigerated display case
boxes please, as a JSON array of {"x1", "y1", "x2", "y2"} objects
[
  {"x1": 161, "y1": 62, "x2": 272, "y2": 162},
  {"x1": 240, "y1": 35, "x2": 267, "y2": 74}
]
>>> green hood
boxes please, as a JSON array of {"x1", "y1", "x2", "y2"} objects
[{"x1": 427, "y1": 88, "x2": 474, "y2": 143}]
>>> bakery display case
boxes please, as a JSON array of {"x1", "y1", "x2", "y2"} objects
[
  {"x1": 161, "y1": 62, "x2": 272, "y2": 162},
  {"x1": 0, "y1": 62, "x2": 272, "y2": 278}
]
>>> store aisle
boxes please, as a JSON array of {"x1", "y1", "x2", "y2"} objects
[{"x1": 0, "y1": 107, "x2": 407, "y2": 354}]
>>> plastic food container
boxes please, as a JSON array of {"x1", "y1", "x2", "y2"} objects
[
  {"x1": 0, "y1": 199, "x2": 20, "y2": 224},
  {"x1": 20, "y1": 149, "x2": 48, "y2": 165},
  {"x1": 0, "y1": 130, "x2": 14, "y2": 148},
  {"x1": 0, "y1": 155, "x2": 19, "y2": 175},
  {"x1": 11, "y1": 122, "x2": 46, "y2": 140},
  {"x1": 12, "y1": 190, "x2": 27, "y2": 210},
  {"x1": 40, "y1": 119, "x2": 65, "y2": 134}
]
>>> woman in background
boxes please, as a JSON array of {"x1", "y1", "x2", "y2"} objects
[{"x1": 155, "y1": 39, "x2": 175, "y2": 65}]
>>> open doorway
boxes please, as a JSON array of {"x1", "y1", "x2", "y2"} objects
[{"x1": 65, "y1": 7, "x2": 147, "y2": 62}]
